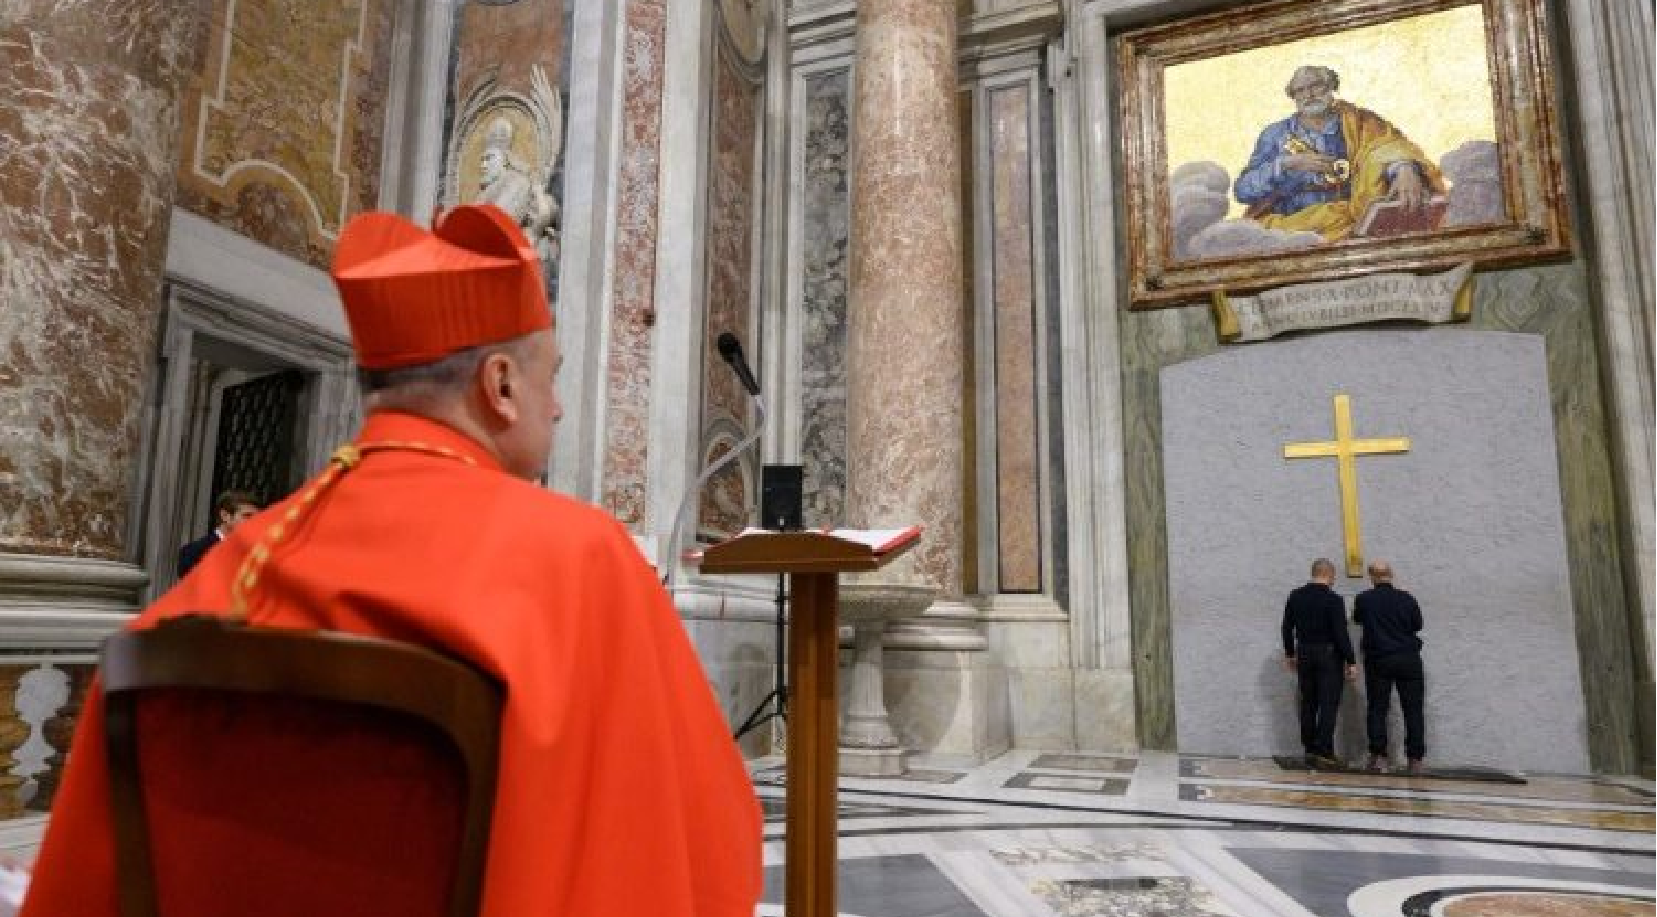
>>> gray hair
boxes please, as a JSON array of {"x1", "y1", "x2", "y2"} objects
[
  {"x1": 1285, "y1": 65, "x2": 1340, "y2": 96},
  {"x1": 357, "y1": 335, "x2": 535, "y2": 398},
  {"x1": 1310, "y1": 557, "x2": 1337, "y2": 579}
]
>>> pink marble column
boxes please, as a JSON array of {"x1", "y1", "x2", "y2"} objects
[
  {"x1": 0, "y1": 1, "x2": 205, "y2": 559},
  {"x1": 845, "y1": 0, "x2": 965, "y2": 591},
  {"x1": 840, "y1": 0, "x2": 966, "y2": 775}
]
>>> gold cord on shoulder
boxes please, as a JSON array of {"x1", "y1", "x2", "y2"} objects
[{"x1": 227, "y1": 440, "x2": 478, "y2": 620}]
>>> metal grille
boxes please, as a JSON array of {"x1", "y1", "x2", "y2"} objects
[{"x1": 209, "y1": 370, "x2": 305, "y2": 505}]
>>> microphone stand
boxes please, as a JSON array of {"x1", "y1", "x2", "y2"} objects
[
  {"x1": 663, "y1": 396, "x2": 766, "y2": 589},
  {"x1": 734, "y1": 572, "x2": 787, "y2": 744},
  {"x1": 665, "y1": 336, "x2": 783, "y2": 746}
]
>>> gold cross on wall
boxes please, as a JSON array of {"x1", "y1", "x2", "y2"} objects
[{"x1": 1283, "y1": 393, "x2": 1410, "y2": 577}]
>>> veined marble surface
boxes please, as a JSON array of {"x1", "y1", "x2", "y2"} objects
[
  {"x1": 748, "y1": 749, "x2": 1653, "y2": 917},
  {"x1": 8, "y1": 748, "x2": 1652, "y2": 914}
]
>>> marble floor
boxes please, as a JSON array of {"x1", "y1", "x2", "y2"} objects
[
  {"x1": 751, "y1": 750, "x2": 1655, "y2": 917},
  {"x1": 0, "y1": 748, "x2": 1647, "y2": 915}
]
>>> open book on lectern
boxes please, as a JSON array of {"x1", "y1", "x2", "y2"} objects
[{"x1": 684, "y1": 524, "x2": 922, "y2": 572}]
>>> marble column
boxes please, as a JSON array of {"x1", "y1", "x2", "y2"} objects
[
  {"x1": 840, "y1": 0, "x2": 972, "y2": 773},
  {"x1": 0, "y1": 3, "x2": 200, "y2": 615},
  {"x1": 846, "y1": 0, "x2": 965, "y2": 595}
]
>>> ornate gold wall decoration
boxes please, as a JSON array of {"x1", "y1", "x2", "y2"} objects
[
  {"x1": 176, "y1": 0, "x2": 393, "y2": 267},
  {"x1": 1116, "y1": 0, "x2": 1569, "y2": 307}
]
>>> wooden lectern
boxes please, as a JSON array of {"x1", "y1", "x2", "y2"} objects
[{"x1": 691, "y1": 527, "x2": 919, "y2": 917}]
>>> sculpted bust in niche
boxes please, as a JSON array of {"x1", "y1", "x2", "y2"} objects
[{"x1": 476, "y1": 117, "x2": 559, "y2": 263}]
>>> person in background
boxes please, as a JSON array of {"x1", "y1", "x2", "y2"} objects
[
  {"x1": 175, "y1": 490, "x2": 260, "y2": 578},
  {"x1": 1354, "y1": 560, "x2": 1427, "y2": 775},
  {"x1": 1282, "y1": 557, "x2": 1357, "y2": 769}
]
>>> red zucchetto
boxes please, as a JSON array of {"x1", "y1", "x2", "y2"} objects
[{"x1": 330, "y1": 204, "x2": 551, "y2": 370}]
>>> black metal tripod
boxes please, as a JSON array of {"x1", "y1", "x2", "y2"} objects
[{"x1": 734, "y1": 574, "x2": 788, "y2": 741}]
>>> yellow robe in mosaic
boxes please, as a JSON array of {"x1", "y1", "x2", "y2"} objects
[{"x1": 1258, "y1": 101, "x2": 1446, "y2": 241}]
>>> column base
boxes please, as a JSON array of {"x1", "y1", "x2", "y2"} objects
[
  {"x1": 839, "y1": 744, "x2": 908, "y2": 777},
  {"x1": 882, "y1": 645, "x2": 1010, "y2": 769},
  {"x1": 0, "y1": 553, "x2": 144, "y2": 649},
  {"x1": 1073, "y1": 667, "x2": 1140, "y2": 752}
]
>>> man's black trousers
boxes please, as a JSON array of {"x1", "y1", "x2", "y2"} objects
[
  {"x1": 1296, "y1": 642, "x2": 1343, "y2": 759},
  {"x1": 1365, "y1": 650, "x2": 1425, "y2": 760}
]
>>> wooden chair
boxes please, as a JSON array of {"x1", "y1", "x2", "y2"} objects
[{"x1": 100, "y1": 615, "x2": 503, "y2": 917}]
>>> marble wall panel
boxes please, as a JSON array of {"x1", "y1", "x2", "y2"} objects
[
  {"x1": 600, "y1": 0, "x2": 668, "y2": 527},
  {"x1": 1, "y1": 0, "x2": 205, "y2": 557},
  {"x1": 1038, "y1": 84, "x2": 1068, "y2": 608},
  {"x1": 1121, "y1": 305, "x2": 1217, "y2": 750},
  {"x1": 798, "y1": 70, "x2": 852, "y2": 528},
  {"x1": 175, "y1": 0, "x2": 394, "y2": 267},
  {"x1": 988, "y1": 85, "x2": 1041, "y2": 592},
  {"x1": 696, "y1": 48, "x2": 761, "y2": 538},
  {"x1": 453, "y1": 0, "x2": 565, "y2": 110},
  {"x1": 1119, "y1": 262, "x2": 1642, "y2": 772},
  {"x1": 960, "y1": 87, "x2": 979, "y2": 593},
  {"x1": 683, "y1": 617, "x2": 778, "y2": 757}
]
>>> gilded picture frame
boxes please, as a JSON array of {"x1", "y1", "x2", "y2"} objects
[{"x1": 1116, "y1": 0, "x2": 1569, "y2": 308}]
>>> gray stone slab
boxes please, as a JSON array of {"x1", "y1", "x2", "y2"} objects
[{"x1": 1161, "y1": 328, "x2": 1590, "y2": 773}]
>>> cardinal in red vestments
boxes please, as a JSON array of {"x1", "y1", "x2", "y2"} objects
[{"x1": 21, "y1": 204, "x2": 762, "y2": 917}]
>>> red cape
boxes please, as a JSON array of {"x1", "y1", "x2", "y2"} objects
[{"x1": 23, "y1": 411, "x2": 762, "y2": 916}]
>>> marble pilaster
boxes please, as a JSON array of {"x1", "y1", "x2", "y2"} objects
[
  {"x1": 551, "y1": 0, "x2": 629, "y2": 501},
  {"x1": 798, "y1": 69, "x2": 853, "y2": 529},
  {"x1": 986, "y1": 83, "x2": 1042, "y2": 593},
  {"x1": 1049, "y1": 5, "x2": 1138, "y2": 751},
  {"x1": 695, "y1": 46, "x2": 763, "y2": 539},
  {"x1": 1562, "y1": 0, "x2": 1656, "y2": 777},
  {"x1": 601, "y1": 0, "x2": 668, "y2": 527}
]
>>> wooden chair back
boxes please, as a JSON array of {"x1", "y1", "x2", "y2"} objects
[{"x1": 100, "y1": 615, "x2": 502, "y2": 917}]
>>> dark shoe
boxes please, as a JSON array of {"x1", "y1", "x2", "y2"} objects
[
  {"x1": 1308, "y1": 754, "x2": 1345, "y2": 771},
  {"x1": 1365, "y1": 754, "x2": 1388, "y2": 773},
  {"x1": 1406, "y1": 758, "x2": 1425, "y2": 777}
]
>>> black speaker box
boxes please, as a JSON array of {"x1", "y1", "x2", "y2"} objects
[{"x1": 760, "y1": 464, "x2": 804, "y2": 531}]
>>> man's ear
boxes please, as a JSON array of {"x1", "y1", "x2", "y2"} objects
[{"x1": 479, "y1": 351, "x2": 521, "y2": 424}]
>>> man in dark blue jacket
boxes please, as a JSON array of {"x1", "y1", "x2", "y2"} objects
[
  {"x1": 176, "y1": 490, "x2": 260, "y2": 579},
  {"x1": 1282, "y1": 558, "x2": 1356, "y2": 769},
  {"x1": 1353, "y1": 560, "x2": 1426, "y2": 775}
]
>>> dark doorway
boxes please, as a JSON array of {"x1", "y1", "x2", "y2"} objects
[{"x1": 208, "y1": 369, "x2": 307, "y2": 507}]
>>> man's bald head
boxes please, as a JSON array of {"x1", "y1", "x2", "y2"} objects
[{"x1": 1367, "y1": 561, "x2": 1393, "y2": 583}]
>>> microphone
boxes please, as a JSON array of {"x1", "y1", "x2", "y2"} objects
[
  {"x1": 664, "y1": 333, "x2": 767, "y2": 587},
  {"x1": 717, "y1": 332, "x2": 761, "y2": 396}
]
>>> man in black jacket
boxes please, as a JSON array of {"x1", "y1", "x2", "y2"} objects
[
  {"x1": 176, "y1": 490, "x2": 260, "y2": 579},
  {"x1": 1282, "y1": 557, "x2": 1356, "y2": 769},
  {"x1": 1354, "y1": 560, "x2": 1426, "y2": 775}
]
